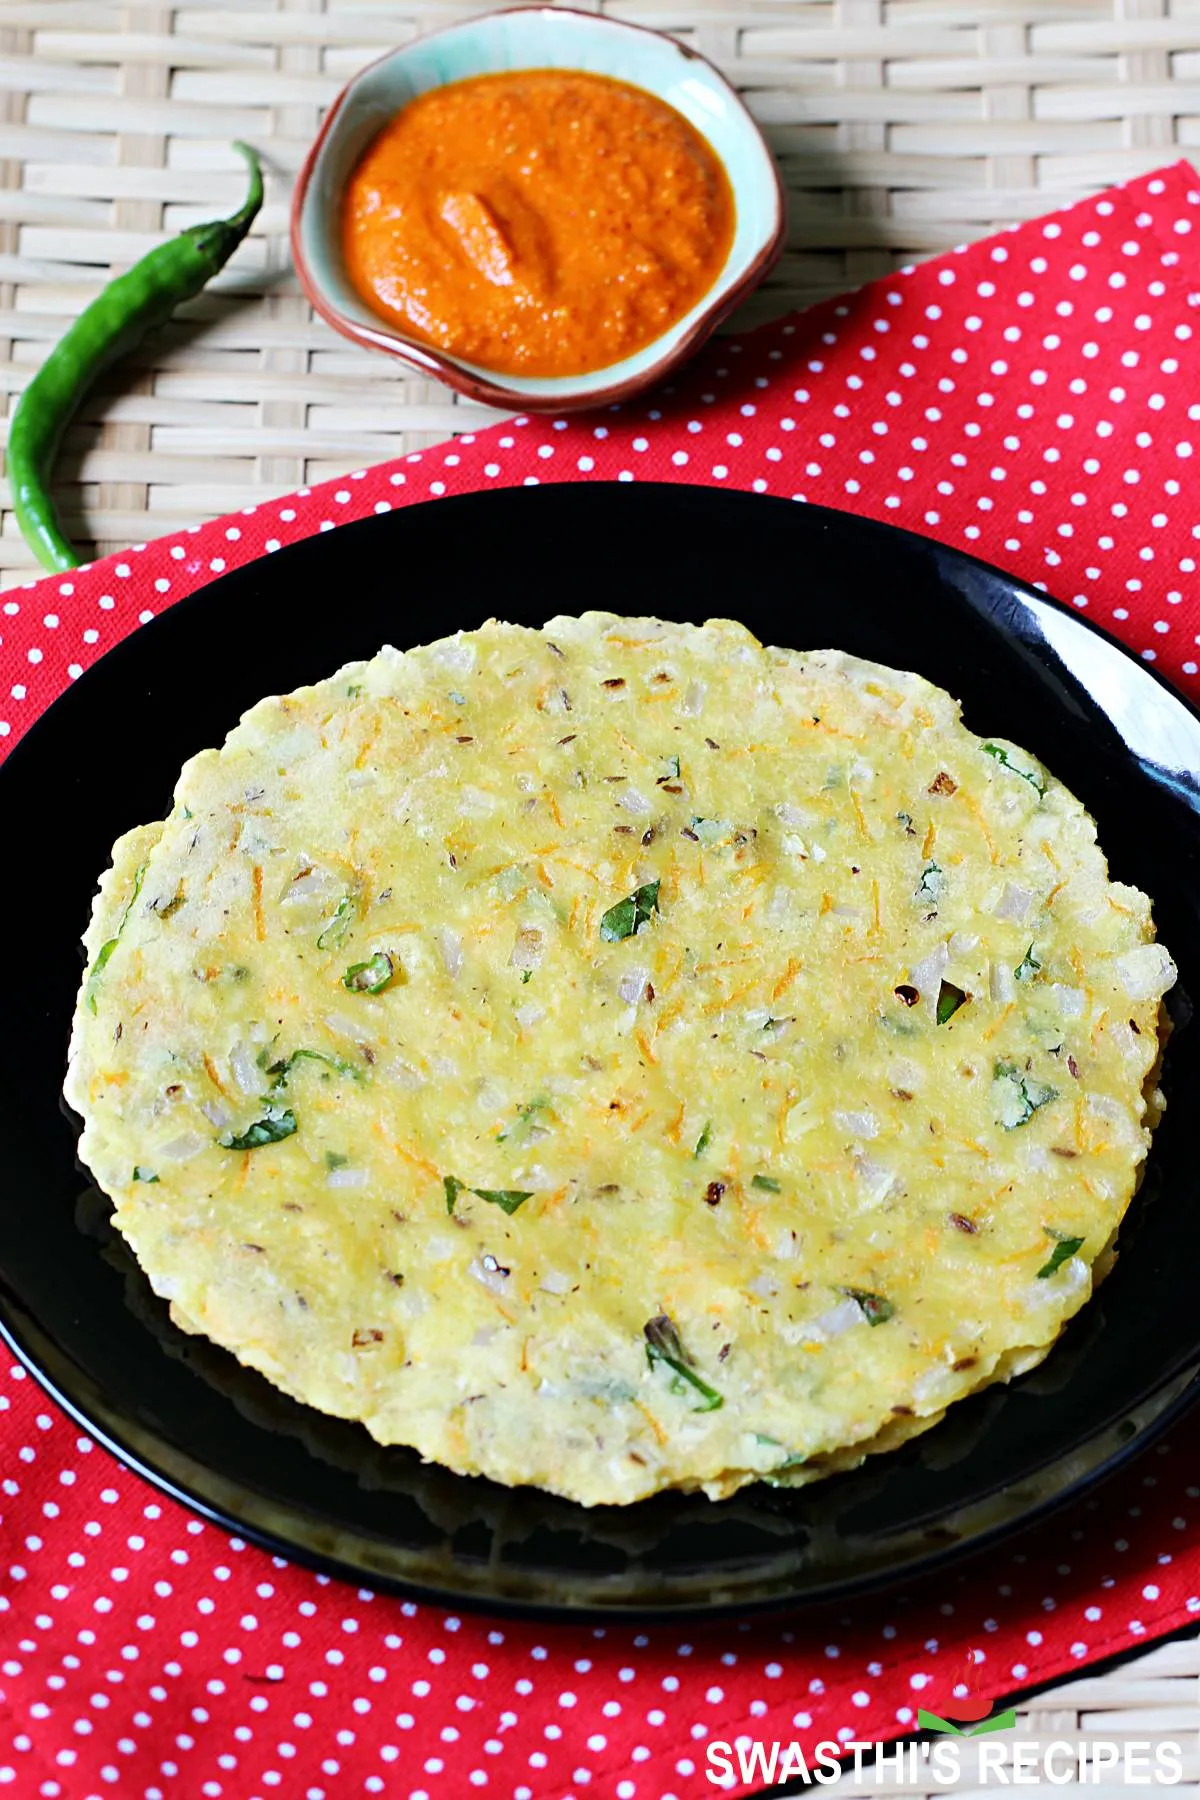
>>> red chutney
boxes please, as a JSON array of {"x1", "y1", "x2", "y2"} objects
[{"x1": 341, "y1": 69, "x2": 736, "y2": 378}]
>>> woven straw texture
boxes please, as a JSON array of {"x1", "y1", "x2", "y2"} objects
[
  {"x1": 840, "y1": 1636, "x2": 1200, "y2": 1792},
  {"x1": 0, "y1": 2, "x2": 1198, "y2": 1780},
  {"x1": 2, "y1": 0, "x2": 1200, "y2": 578}
]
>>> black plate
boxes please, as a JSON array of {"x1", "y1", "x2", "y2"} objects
[{"x1": 3, "y1": 483, "x2": 1199, "y2": 1619}]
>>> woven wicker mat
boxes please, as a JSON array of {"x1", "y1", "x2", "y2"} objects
[
  {"x1": 2, "y1": 0, "x2": 1200, "y2": 579},
  {"x1": 0, "y1": 0, "x2": 1198, "y2": 1781}
]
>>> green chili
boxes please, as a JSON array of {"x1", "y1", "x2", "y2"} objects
[
  {"x1": 9, "y1": 143, "x2": 263, "y2": 572},
  {"x1": 643, "y1": 1314, "x2": 723, "y2": 1412}
]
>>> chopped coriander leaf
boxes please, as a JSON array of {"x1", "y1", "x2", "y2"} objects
[
  {"x1": 498, "y1": 1097, "x2": 551, "y2": 1142},
  {"x1": 472, "y1": 1188, "x2": 535, "y2": 1215},
  {"x1": 444, "y1": 1175, "x2": 465, "y2": 1215},
  {"x1": 839, "y1": 1287, "x2": 895, "y2": 1326},
  {"x1": 85, "y1": 860, "x2": 147, "y2": 1012},
  {"x1": 317, "y1": 896, "x2": 355, "y2": 950},
  {"x1": 644, "y1": 1313, "x2": 723, "y2": 1412},
  {"x1": 444, "y1": 1177, "x2": 534, "y2": 1216},
  {"x1": 751, "y1": 1174, "x2": 781, "y2": 1193},
  {"x1": 343, "y1": 951, "x2": 395, "y2": 994},
  {"x1": 132, "y1": 1166, "x2": 159, "y2": 1184},
  {"x1": 221, "y1": 1105, "x2": 297, "y2": 1151},
  {"x1": 659, "y1": 754, "x2": 681, "y2": 781},
  {"x1": 982, "y1": 742, "x2": 1046, "y2": 797},
  {"x1": 1038, "y1": 1231, "x2": 1085, "y2": 1278},
  {"x1": 690, "y1": 816, "x2": 726, "y2": 846},
  {"x1": 600, "y1": 880, "x2": 661, "y2": 942},
  {"x1": 325, "y1": 1151, "x2": 349, "y2": 1170},
  {"x1": 994, "y1": 1060, "x2": 1058, "y2": 1129},
  {"x1": 474, "y1": 1188, "x2": 536, "y2": 1216},
  {"x1": 754, "y1": 1434, "x2": 808, "y2": 1477},
  {"x1": 936, "y1": 980, "x2": 967, "y2": 1025},
  {"x1": 521, "y1": 969, "x2": 533, "y2": 984},
  {"x1": 266, "y1": 1047, "x2": 363, "y2": 1085},
  {"x1": 693, "y1": 1121, "x2": 713, "y2": 1158},
  {"x1": 1015, "y1": 944, "x2": 1041, "y2": 982},
  {"x1": 346, "y1": 683, "x2": 363, "y2": 697},
  {"x1": 915, "y1": 861, "x2": 945, "y2": 904}
]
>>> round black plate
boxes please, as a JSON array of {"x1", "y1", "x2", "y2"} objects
[{"x1": 3, "y1": 484, "x2": 1199, "y2": 1619}]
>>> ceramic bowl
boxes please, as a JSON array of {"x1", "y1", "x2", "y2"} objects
[{"x1": 290, "y1": 5, "x2": 786, "y2": 411}]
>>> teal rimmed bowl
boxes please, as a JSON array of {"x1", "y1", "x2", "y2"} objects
[{"x1": 290, "y1": 5, "x2": 786, "y2": 412}]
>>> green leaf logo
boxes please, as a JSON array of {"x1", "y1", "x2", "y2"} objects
[{"x1": 919, "y1": 1707, "x2": 1017, "y2": 1737}]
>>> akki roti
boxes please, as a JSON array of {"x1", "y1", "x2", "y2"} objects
[{"x1": 65, "y1": 613, "x2": 1176, "y2": 1506}]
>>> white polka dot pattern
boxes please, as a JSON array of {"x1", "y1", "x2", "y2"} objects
[{"x1": 0, "y1": 161, "x2": 1198, "y2": 1798}]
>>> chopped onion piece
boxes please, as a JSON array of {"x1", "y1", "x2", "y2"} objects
[
  {"x1": 468, "y1": 1255, "x2": 511, "y2": 1296},
  {"x1": 436, "y1": 927, "x2": 464, "y2": 977},
  {"x1": 539, "y1": 1270, "x2": 573, "y2": 1295},
  {"x1": 1087, "y1": 1093, "x2": 1124, "y2": 1123},
  {"x1": 619, "y1": 787, "x2": 652, "y2": 816},
  {"x1": 815, "y1": 1299, "x2": 862, "y2": 1338},
  {"x1": 909, "y1": 941, "x2": 949, "y2": 999},
  {"x1": 994, "y1": 882, "x2": 1035, "y2": 923},
  {"x1": 202, "y1": 1099, "x2": 233, "y2": 1130},
  {"x1": 433, "y1": 637, "x2": 476, "y2": 674},
  {"x1": 853, "y1": 1151, "x2": 898, "y2": 1202},
  {"x1": 617, "y1": 966, "x2": 649, "y2": 1005},
  {"x1": 1107, "y1": 1020, "x2": 1141, "y2": 1061},
  {"x1": 158, "y1": 1132, "x2": 208, "y2": 1162},
  {"x1": 889, "y1": 1058, "x2": 921, "y2": 1092},
  {"x1": 230, "y1": 1040, "x2": 262, "y2": 1096},
  {"x1": 458, "y1": 785, "x2": 496, "y2": 819},
  {"x1": 1051, "y1": 983, "x2": 1086, "y2": 1017},
  {"x1": 282, "y1": 865, "x2": 340, "y2": 905},
  {"x1": 322, "y1": 1009, "x2": 376, "y2": 1045},
  {"x1": 990, "y1": 959, "x2": 1016, "y2": 1004},
  {"x1": 748, "y1": 1273, "x2": 779, "y2": 1300},
  {"x1": 327, "y1": 1167, "x2": 368, "y2": 1189},
  {"x1": 835, "y1": 1109, "x2": 878, "y2": 1140},
  {"x1": 510, "y1": 927, "x2": 544, "y2": 973},
  {"x1": 1110, "y1": 943, "x2": 1177, "y2": 1001},
  {"x1": 682, "y1": 679, "x2": 706, "y2": 716}
]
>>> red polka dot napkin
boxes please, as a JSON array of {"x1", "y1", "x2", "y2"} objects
[{"x1": 2, "y1": 161, "x2": 1199, "y2": 1800}]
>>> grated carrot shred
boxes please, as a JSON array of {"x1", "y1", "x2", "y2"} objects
[
  {"x1": 960, "y1": 791, "x2": 997, "y2": 862},
  {"x1": 634, "y1": 1403, "x2": 669, "y2": 1446},
  {"x1": 203, "y1": 1054, "x2": 229, "y2": 1098},
  {"x1": 371, "y1": 1121, "x2": 441, "y2": 1182},
  {"x1": 771, "y1": 957, "x2": 803, "y2": 1001},
  {"x1": 983, "y1": 1002, "x2": 1016, "y2": 1041}
]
